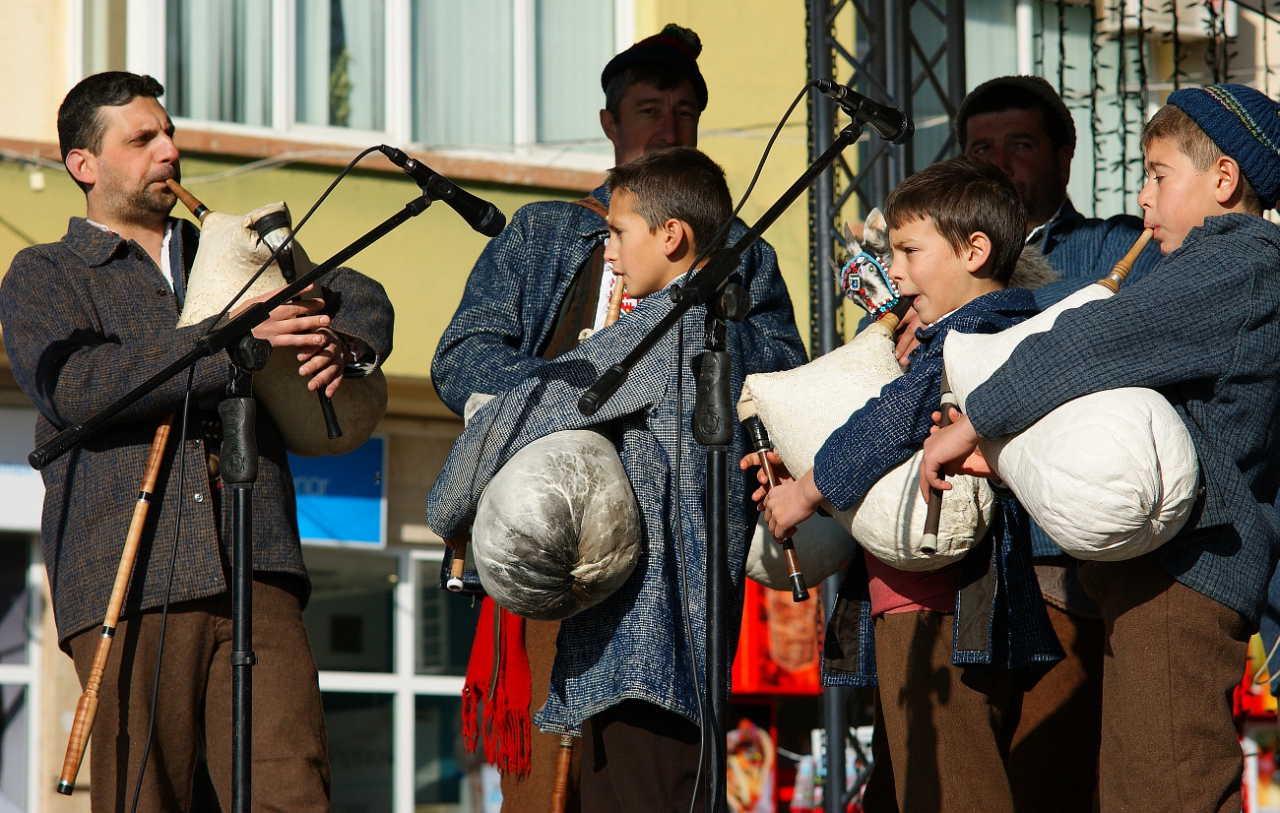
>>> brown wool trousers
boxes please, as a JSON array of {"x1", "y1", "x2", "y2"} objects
[
  {"x1": 1080, "y1": 553, "x2": 1250, "y2": 813},
  {"x1": 68, "y1": 575, "x2": 329, "y2": 812},
  {"x1": 1008, "y1": 602, "x2": 1105, "y2": 812},
  {"x1": 873, "y1": 610, "x2": 1019, "y2": 813}
]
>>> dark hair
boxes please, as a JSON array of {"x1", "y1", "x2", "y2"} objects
[
  {"x1": 884, "y1": 155, "x2": 1026, "y2": 283},
  {"x1": 1141, "y1": 103, "x2": 1263, "y2": 214},
  {"x1": 606, "y1": 146, "x2": 732, "y2": 255},
  {"x1": 957, "y1": 79, "x2": 1075, "y2": 153},
  {"x1": 57, "y1": 72, "x2": 165, "y2": 191},
  {"x1": 604, "y1": 64, "x2": 693, "y2": 120}
]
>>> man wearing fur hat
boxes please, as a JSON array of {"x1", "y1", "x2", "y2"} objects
[{"x1": 431, "y1": 24, "x2": 805, "y2": 813}]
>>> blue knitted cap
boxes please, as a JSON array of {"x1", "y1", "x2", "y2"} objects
[{"x1": 1168, "y1": 84, "x2": 1280, "y2": 208}]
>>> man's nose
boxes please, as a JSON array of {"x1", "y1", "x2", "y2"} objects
[
  {"x1": 154, "y1": 133, "x2": 180, "y2": 163},
  {"x1": 988, "y1": 148, "x2": 1013, "y2": 176},
  {"x1": 654, "y1": 108, "x2": 678, "y2": 145}
]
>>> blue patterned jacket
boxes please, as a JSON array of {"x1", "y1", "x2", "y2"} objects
[
  {"x1": 817, "y1": 288, "x2": 1064, "y2": 687},
  {"x1": 427, "y1": 289, "x2": 760, "y2": 733},
  {"x1": 430, "y1": 184, "x2": 806, "y2": 415},
  {"x1": 0, "y1": 217, "x2": 394, "y2": 648},
  {"x1": 967, "y1": 214, "x2": 1280, "y2": 625}
]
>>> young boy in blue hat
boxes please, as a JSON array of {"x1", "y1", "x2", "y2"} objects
[{"x1": 923, "y1": 84, "x2": 1280, "y2": 812}]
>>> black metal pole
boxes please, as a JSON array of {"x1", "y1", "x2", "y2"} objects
[
  {"x1": 219, "y1": 335, "x2": 268, "y2": 813},
  {"x1": 695, "y1": 307, "x2": 735, "y2": 813}
]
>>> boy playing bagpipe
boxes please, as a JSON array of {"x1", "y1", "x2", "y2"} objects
[
  {"x1": 428, "y1": 146, "x2": 760, "y2": 813},
  {"x1": 922, "y1": 84, "x2": 1280, "y2": 812},
  {"x1": 745, "y1": 155, "x2": 1062, "y2": 812}
]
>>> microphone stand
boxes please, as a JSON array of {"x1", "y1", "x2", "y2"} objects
[
  {"x1": 578, "y1": 119, "x2": 867, "y2": 813},
  {"x1": 31, "y1": 191, "x2": 436, "y2": 813}
]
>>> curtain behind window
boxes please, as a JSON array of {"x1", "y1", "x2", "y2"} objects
[
  {"x1": 410, "y1": 0, "x2": 514, "y2": 148},
  {"x1": 535, "y1": 0, "x2": 613, "y2": 147},
  {"x1": 296, "y1": 0, "x2": 386, "y2": 130},
  {"x1": 166, "y1": 0, "x2": 272, "y2": 126}
]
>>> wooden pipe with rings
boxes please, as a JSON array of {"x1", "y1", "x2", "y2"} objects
[{"x1": 58, "y1": 415, "x2": 176, "y2": 795}]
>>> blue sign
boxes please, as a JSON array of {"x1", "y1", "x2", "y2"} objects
[{"x1": 289, "y1": 436, "x2": 386, "y2": 547}]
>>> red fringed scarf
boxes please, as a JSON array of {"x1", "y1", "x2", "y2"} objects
[{"x1": 461, "y1": 597, "x2": 532, "y2": 776}]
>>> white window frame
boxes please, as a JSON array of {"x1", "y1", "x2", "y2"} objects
[
  {"x1": 0, "y1": 539, "x2": 44, "y2": 813},
  {"x1": 91, "y1": 0, "x2": 634, "y2": 168},
  {"x1": 315, "y1": 546, "x2": 474, "y2": 813}
]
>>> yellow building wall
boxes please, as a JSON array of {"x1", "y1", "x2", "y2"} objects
[
  {"x1": 0, "y1": 0, "x2": 71, "y2": 144},
  {"x1": 633, "y1": 1, "x2": 819, "y2": 348}
]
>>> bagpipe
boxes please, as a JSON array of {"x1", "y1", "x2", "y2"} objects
[
  {"x1": 169, "y1": 181, "x2": 387, "y2": 457},
  {"x1": 444, "y1": 280, "x2": 644, "y2": 623},
  {"x1": 738, "y1": 210, "x2": 999, "y2": 577}
]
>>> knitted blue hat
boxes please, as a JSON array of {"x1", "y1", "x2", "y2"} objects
[{"x1": 1168, "y1": 84, "x2": 1280, "y2": 208}]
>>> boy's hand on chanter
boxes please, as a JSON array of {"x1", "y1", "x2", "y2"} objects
[
  {"x1": 920, "y1": 408, "x2": 983, "y2": 498},
  {"x1": 739, "y1": 449, "x2": 793, "y2": 505},
  {"x1": 762, "y1": 468, "x2": 823, "y2": 540}
]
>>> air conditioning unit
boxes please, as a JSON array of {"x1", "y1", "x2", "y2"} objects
[{"x1": 1098, "y1": 0, "x2": 1238, "y2": 40}]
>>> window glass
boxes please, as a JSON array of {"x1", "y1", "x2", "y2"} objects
[
  {"x1": 0, "y1": 686, "x2": 26, "y2": 812},
  {"x1": 0, "y1": 538, "x2": 27, "y2": 667},
  {"x1": 165, "y1": 0, "x2": 273, "y2": 126},
  {"x1": 415, "y1": 694, "x2": 474, "y2": 809},
  {"x1": 534, "y1": 0, "x2": 614, "y2": 148},
  {"x1": 410, "y1": 0, "x2": 513, "y2": 147},
  {"x1": 303, "y1": 548, "x2": 396, "y2": 673},
  {"x1": 415, "y1": 559, "x2": 481, "y2": 676},
  {"x1": 84, "y1": 0, "x2": 127, "y2": 75},
  {"x1": 324, "y1": 692, "x2": 393, "y2": 813},
  {"x1": 296, "y1": 0, "x2": 386, "y2": 129},
  {"x1": 0, "y1": 537, "x2": 27, "y2": 812}
]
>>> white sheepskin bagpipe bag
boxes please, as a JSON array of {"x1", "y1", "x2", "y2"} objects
[
  {"x1": 462, "y1": 394, "x2": 643, "y2": 621},
  {"x1": 179, "y1": 201, "x2": 387, "y2": 457},
  {"x1": 943, "y1": 282, "x2": 1200, "y2": 561},
  {"x1": 741, "y1": 316, "x2": 995, "y2": 578}
]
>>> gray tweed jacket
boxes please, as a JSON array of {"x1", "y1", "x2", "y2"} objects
[{"x1": 0, "y1": 217, "x2": 393, "y2": 648}]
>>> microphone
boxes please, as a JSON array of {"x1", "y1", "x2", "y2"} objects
[
  {"x1": 379, "y1": 145, "x2": 507, "y2": 237},
  {"x1": 814, "y1": 80, "x2": 915, "y2": 145}
]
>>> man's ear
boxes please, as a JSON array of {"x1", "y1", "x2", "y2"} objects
[
  {"x1": 600, "y1": 108, "x2": 618, "y2": 145},
  {"x1": 1056, "y1": 145, "x2": 1074, "y2": 186},
  {"x1": 1213, "y1": 155, "x2": 1244, "y2": 206},
  {"x1": 65, "y1": 149, "x2": 96, "y2": 189},
  {"x1": 964, "y1": 231, "x2": 993, "y2": 273}
]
